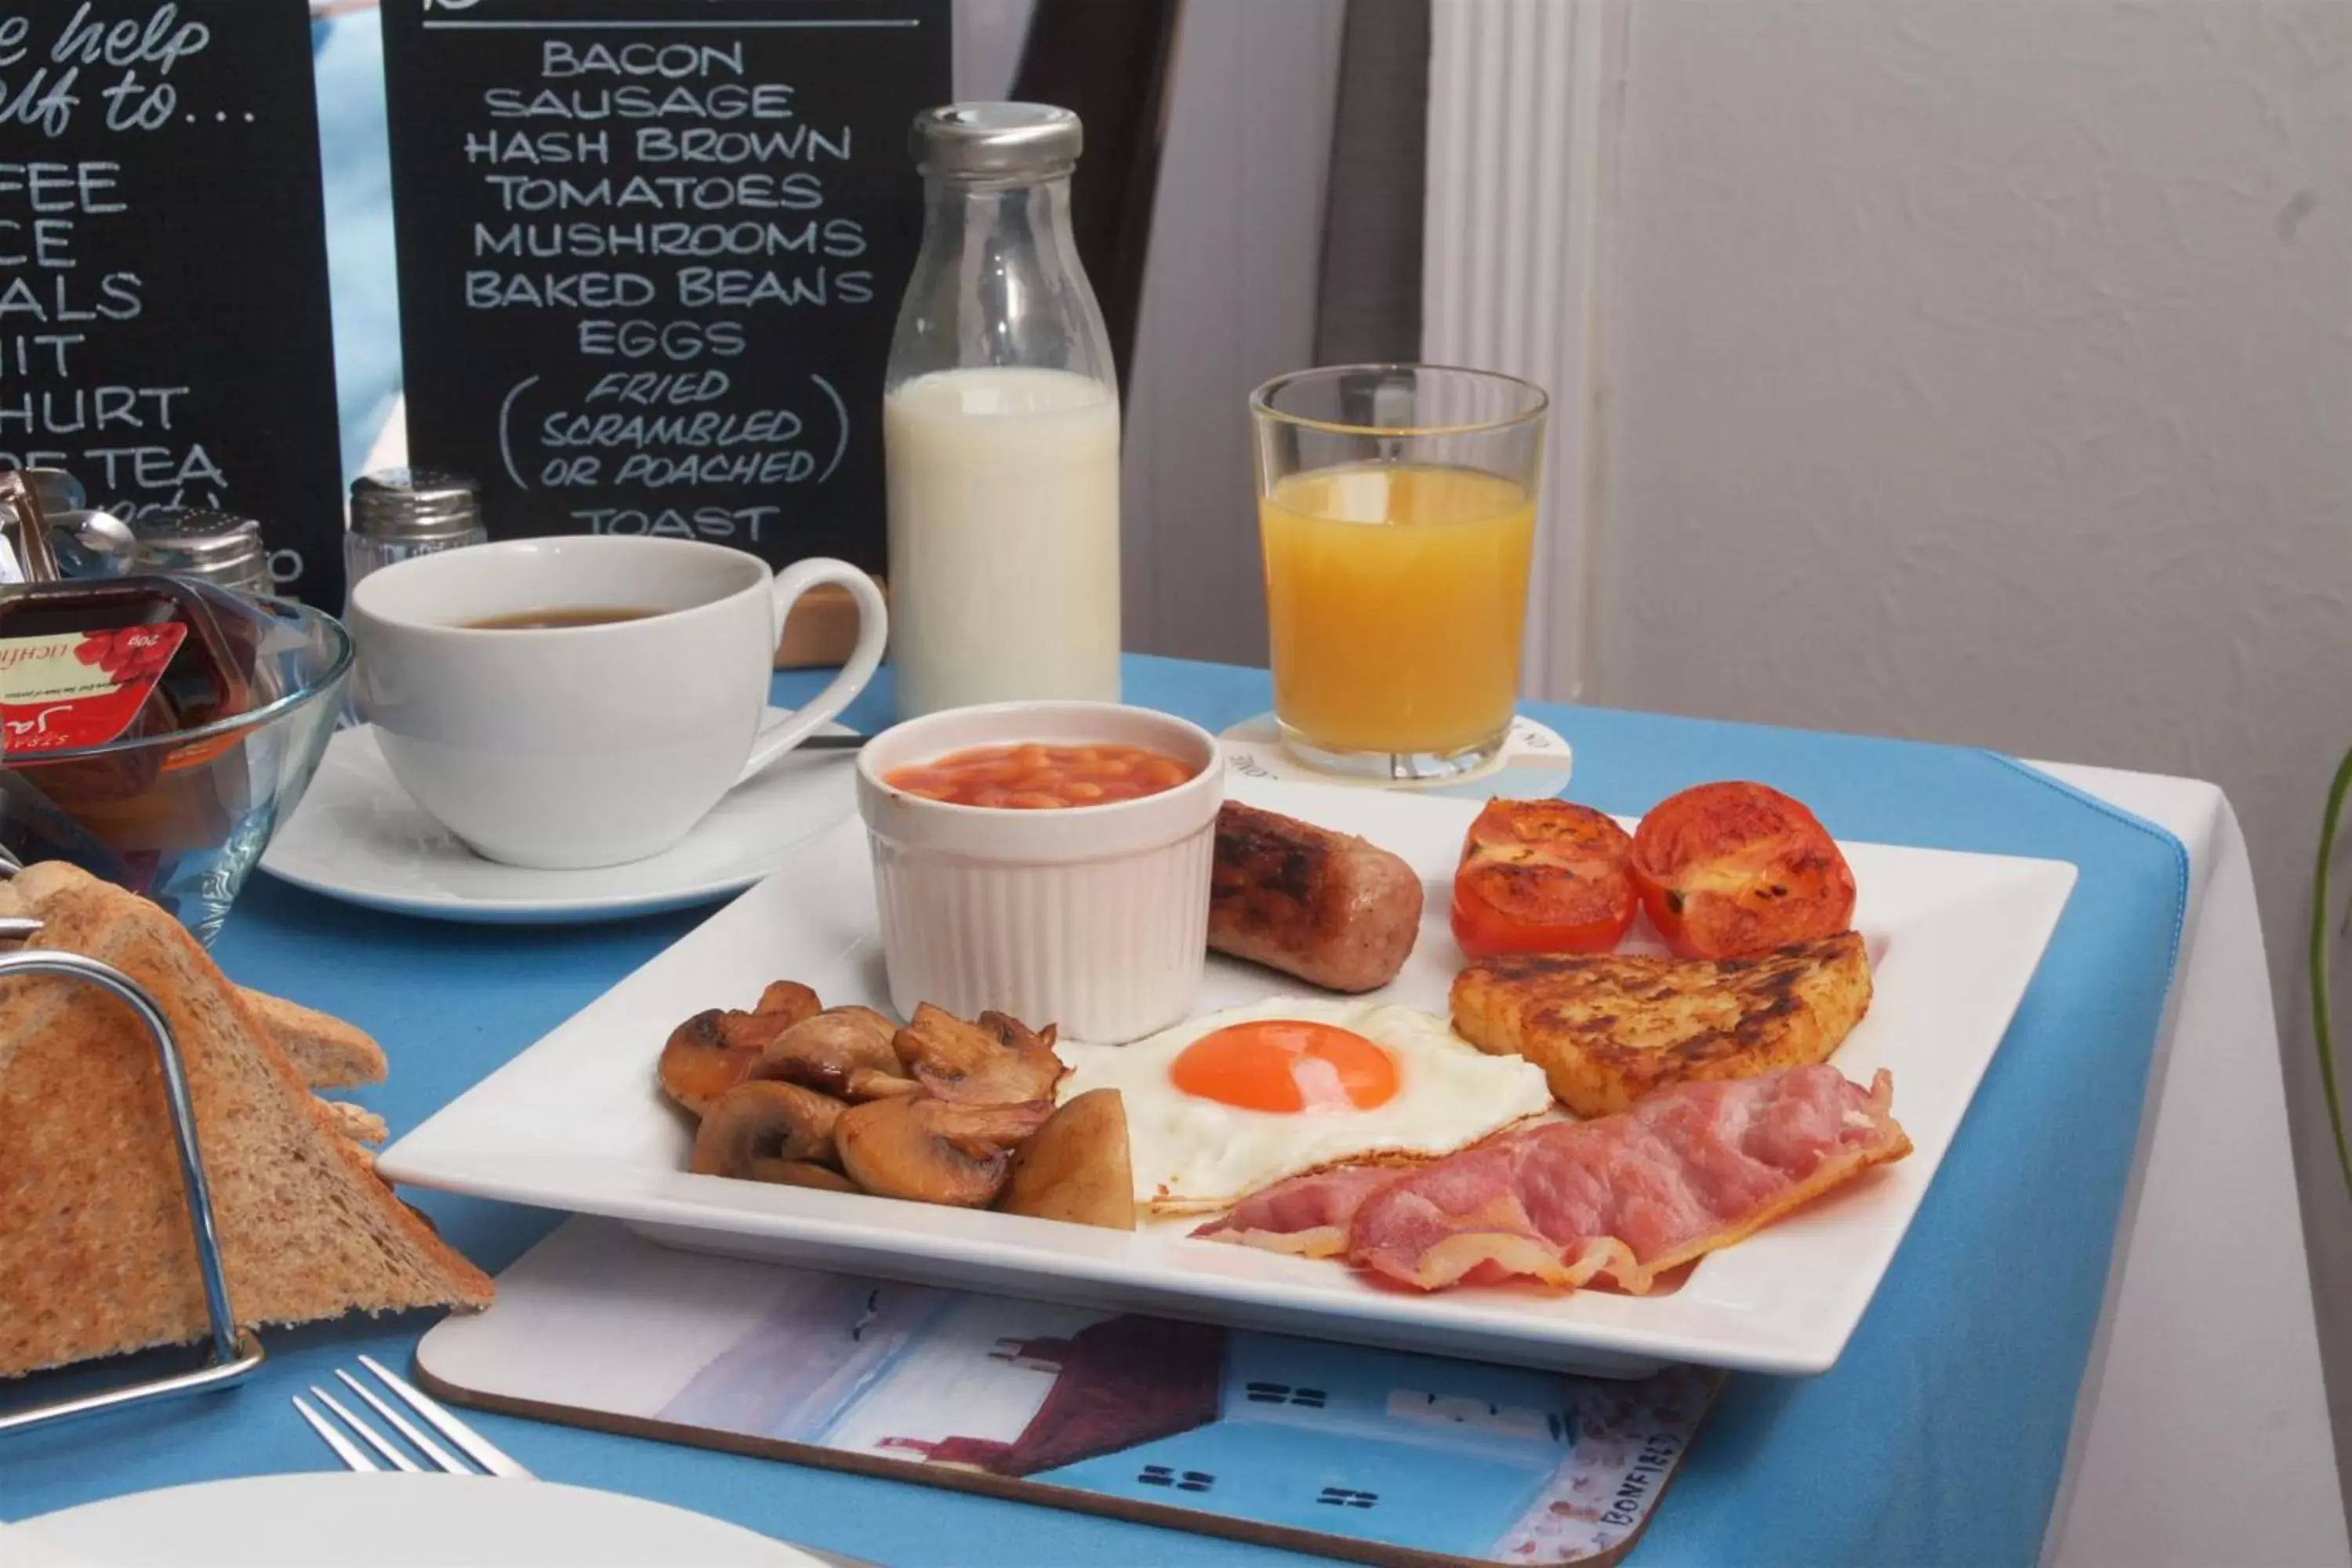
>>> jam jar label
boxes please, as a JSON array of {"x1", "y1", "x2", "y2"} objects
[{"x1": 0, "y1": 625, "x2": 188, "y2": 754}]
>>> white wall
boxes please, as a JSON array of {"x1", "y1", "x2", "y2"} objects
[
  {"x1": 1122, "y1": 0, "x2": 1351, "y2": 666},
  {"x1": 1590, "y1": 0, "x2": 2352, "y2": 1502},
  {"x1": 950, "y1": 0, "x2": 1033, "y2": 101},
  {"x1": 951, "y1": 0, "x2": 1349, "y2": 666}
]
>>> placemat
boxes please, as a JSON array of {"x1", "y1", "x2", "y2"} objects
[{"x1": 419, "y1": 1219, "x2": 1725, "y2": 1568}]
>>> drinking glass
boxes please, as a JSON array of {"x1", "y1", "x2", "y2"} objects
[{"x1": 1250, "y1": 364, "x2": 1549, "y2": 780}]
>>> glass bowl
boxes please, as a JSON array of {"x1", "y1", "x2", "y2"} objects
[{"x1": 0, "y1": 593, "x2": 353, "y2": 943}]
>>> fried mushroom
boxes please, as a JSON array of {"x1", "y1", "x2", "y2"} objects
[
  {"x1": 768, "y1": 1161, "x2": 860, "y2": 1194},
  {"x1": 846, "y1": 1067, "x2": 922, "y2": 1101},
  {"x1": 754, "y1": 980, "x2": 822, "y2": 1025},
  {"x1": 659, "y1": 1010, "x2": 763, "y2": 1117},
  {"x1": 893, "y1": 1004, "x2": 1067, "y2": 1106},
  {"x1": 657, "y1": 982, "x2": 829, "y2": 1116},
  {"x1": 749, "y1": 1007, "x2": 903, "y2": 1098},
  {"x1": 834, "y1": 1094, "x2": 1054, "y2": 1207},
  {"x1": 690, "y1": 1080, "x2": 844, "y2": 1182}
]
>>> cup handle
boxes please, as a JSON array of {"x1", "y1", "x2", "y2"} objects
[{"x1": 736, "y1": 558, "x2": 888, "y2": 784}]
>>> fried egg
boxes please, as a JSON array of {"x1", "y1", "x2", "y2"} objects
[{"x1": 1054, "y1": 997, "x2": 1555, "y2": 1214}]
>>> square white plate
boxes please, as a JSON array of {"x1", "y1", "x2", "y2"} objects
[{"x1": 380, "y1": 775, "x2": 2074, "y2": 1377}]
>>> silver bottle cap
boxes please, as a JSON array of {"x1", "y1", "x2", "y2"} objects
[
  {"x1": 909, "y1": 103, "x2": 1082, "y2": 179},
  {"x1": 128, "y1": 508, "x2": 270, "y2": 594},
  {"x1": 350, "y1": 468, "x2": 481, "y2": 543}
]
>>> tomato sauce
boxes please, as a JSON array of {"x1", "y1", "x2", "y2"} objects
[{"x1": 885, "y1": 742, "x2": 1197, "y2": 808}]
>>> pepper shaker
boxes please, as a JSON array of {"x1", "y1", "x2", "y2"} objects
[{"x1": 344, "y1": 469, "x2": 485, "y2": 615}]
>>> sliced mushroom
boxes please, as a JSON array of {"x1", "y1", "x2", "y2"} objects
[
  {"x1": 826, "y1": 1004, "x2": 898, "y2": 1036},
  {"x1": 690, "y1": 1080, "x2": 844, "y2": 1182},
  {"x1": 660, "y1": 984, "x2": 833, "y2": 1115},
  {"x1": 978, "y1": 1011, "x2": 1059, "y2": 1055},
  {"x1": 834, "y1": 1094, "x2": 1054, "y2": 1207},
  {"x1": 749, "y1": 1007, "x2": 903, "y2": 1098},
  {"x1": 845, "y1": 1067, "x2": 923, "y2": 1102},
  {"x1": 754, "y1": 980, "x2": 822, "y2": 1025},
  {"x1": 658, "y1": 1010, "x2": 762, "y2": 1117},
  {"x1": 893, "y1": 1004, "x2": 1067, "y2": 1106},
  {"x1": 768, "y1": 1160, "x2": 860, "y2": 1194}
]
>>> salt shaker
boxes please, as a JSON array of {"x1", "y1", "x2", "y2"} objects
[
  {"x1": 126, "y1": 509, "x2": 273, "y2": 597},
  {"x1": 344, "y1": 469, "x2": 485, "y2": 615},
  {"x1": 884, "y1": 103, "x2": 1122, "y2": 720}
]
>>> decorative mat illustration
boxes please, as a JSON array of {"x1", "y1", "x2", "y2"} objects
[{"x1": 419, "y1": 1219, "x2": 1721, "y2": 1567}]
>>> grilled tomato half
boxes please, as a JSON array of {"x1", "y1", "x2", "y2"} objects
[
  {"x1": 1450, "y1": 799, "x2": 1638, "y2": 959},
  {"x1": 1629, "y1": 781, "x2": 1856, "y2": 959}
]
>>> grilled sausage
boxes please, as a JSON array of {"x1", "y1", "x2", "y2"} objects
[{"x1": 1207, "y1": 803, "x2": 1423, "y2": 992}]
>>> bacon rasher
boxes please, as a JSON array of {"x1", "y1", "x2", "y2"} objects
[{"x1": 1194, "y1": 1065, "x2": 1911, "y2": 1294}]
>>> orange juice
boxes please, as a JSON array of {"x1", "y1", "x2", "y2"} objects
[{"x1": 1259, "y1": 463, "x2": 1535, "y2": 755}]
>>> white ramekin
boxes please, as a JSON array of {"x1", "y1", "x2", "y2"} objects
[{"x1": 855, "y1": 702, "x2": 1225, "y2": 1044}]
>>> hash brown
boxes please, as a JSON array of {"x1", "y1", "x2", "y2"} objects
[{"x1": 1450, "y1": 931, "x2": 1872, "y2": 1117}]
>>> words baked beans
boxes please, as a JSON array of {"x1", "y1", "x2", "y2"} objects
[{"x1": 884, "y1": 742, "x2": 1198, "y2": 809}]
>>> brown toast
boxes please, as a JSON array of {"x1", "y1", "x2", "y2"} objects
[
  {"x1": 1450, "y1": 931, "x2": 1873, "y2": 1117},
  {"x1": 0, "y1": 862, "x2": 492, "y2": 1378},
  {"x1": 320, "y1": 1100, "x2": 390, "y2": 1147},
  {"x1": 236, "y1": 986, "x2": 388, "y2": 1091}
]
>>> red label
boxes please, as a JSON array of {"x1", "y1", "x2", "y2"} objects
[{"x1": 0, "y1": 624, "x2": 186, "y2": 754}]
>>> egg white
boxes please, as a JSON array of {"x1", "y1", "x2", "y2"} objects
[{"x1": 1054, "y1": 996, "x2": 1555, "y2": 1214}]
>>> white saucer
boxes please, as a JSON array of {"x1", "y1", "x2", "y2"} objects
[
  {"x1": 258, "y1": 712, "x2": 858, "y2": 924},
  {"x1": 5, "y1": 1472, "x2": 840, "y2": 1566},
  {"x1": 1217, "y1": 710, "x2": 1573, "y2": 799}
]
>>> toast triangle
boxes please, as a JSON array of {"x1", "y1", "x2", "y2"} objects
[
  {"x1": 0, "y1": 862, "x2": 492, "y2": 1377},
  {"x1": 235, "y1": 986, "x2": 388, "y2": 1091}
]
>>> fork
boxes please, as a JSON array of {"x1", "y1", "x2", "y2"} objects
[
  {"x1": 292, "y1": 1353, "x2": 531, "y2": 1478},
  {"x1": 292, "y1": 1356, "x2": 878, "y2": 1566}
]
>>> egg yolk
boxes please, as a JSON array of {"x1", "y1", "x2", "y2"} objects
[{"x1": 1168, "y1": 1020, "x2": 1399, "y2": 1113}]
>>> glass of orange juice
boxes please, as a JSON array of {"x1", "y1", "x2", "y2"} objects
[{"x1": 1250, "y1": 364, "x2": 1549, "y2": 779}]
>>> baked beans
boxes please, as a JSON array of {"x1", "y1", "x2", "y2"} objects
[{"x1": 884, "y1": 742, "x2": 1198, "y2": 808}]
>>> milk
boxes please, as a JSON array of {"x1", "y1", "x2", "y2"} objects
[{"x1": 884, "y1": 366, "x2": 1122, "y2": 718}]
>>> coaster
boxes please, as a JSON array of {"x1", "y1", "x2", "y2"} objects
[
  {"x1": 1219, "y1": 713, "x2": 1573, "y2": 801},
  {"x1": 421, "y1": 1218, "x2": 1720, "y2": 1568}
]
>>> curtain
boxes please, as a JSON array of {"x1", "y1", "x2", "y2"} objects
[{"x1": 1313, "y1": 0, "x2": 1429, "y2": 366}]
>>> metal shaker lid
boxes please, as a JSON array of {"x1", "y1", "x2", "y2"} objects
[
  {"x1": 127, "y1": 508, "x2": 269, "y2": 590},
  {"x1": 909, "y1": 103, "x2": 1082, "y2": 179},
  {"x1": 350, "y1": 468, "x2": 480, "y2": 542}
]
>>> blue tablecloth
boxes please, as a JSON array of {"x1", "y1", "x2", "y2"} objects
[{"x1": 3, "y1": 656, "x2": 2187, "y2": 1567}]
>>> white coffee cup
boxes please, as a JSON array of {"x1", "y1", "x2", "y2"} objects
[{"x1": 347, "y1": 535, "x2": 886, "y2": 869}]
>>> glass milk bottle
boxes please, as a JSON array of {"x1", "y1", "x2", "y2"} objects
[{"x1": 884, "y1": 103, "x2": 1122, "y2": 720}]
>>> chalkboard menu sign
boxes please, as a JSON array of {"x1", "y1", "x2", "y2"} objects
[
  {"x1": 379, "y1": 0, "x2": 950, "y2": 578},
  {"x1": 0, "y1": 0, "x2": 343, "y2": 601}
]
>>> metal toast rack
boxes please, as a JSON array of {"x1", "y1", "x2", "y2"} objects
[{"x1": 0, "y1": 849, "x2": 266, "y2": 1434}]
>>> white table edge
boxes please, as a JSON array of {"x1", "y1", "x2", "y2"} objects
[{"x1": 2028, "y1": 760, "x2": 2347, "y2": 1568}]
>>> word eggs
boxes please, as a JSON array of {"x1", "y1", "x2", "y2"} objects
[{"x1": 1055, "y1": 997, "x2": 1554, "y2": 1214}]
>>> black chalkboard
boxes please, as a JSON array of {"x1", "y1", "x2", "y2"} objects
[
  {"x1": 0, "y1": 0, "x2": 344, "y2": 601},
  {"x1": 379, "y1": 0, "x2": 950, "y2": 579}
]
